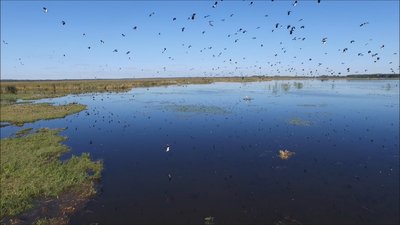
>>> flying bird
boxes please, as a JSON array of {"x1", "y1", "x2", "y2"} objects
[
  {"x1": 42, "y1": 7, "x2": 48, "y2": 13},
  {"x1": 61, "y1": 21, "x2": 66, "y2": 25},
  {"x1": 212, "y1": 1, "x2": 218, "y2": 8}
]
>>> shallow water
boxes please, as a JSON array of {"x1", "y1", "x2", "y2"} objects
[{"x1": 2, "y1": 79, "x2": 399, "y2": 224}]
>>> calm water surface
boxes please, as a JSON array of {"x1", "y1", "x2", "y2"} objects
[{"x1": 2, "y1": 80, "x2": 399, "y2": 224}]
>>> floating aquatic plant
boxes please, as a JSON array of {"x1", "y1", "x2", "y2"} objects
[
  {"x1": 204, "y1": 216, "x2": 215, "y2": 225},
  {"x1": 278, "y1": 149, "x2": 296, "y2": 160}
]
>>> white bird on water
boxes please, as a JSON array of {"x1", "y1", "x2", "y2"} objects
[{"x1": 166, "y1": 144, "x2": 171, "y2": 152}]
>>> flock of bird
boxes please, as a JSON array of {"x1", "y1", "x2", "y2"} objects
[{"x1": 3, "y1": 0, "x2": 399, "y2": 77}]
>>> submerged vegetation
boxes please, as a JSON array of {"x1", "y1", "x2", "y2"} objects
[
  {"x1": 0, "y1": 103, "x2": 86, "y2": 126},
  {"x1": 164, "y1": 104, "x2": 229, "y2": 115},
  {"x1": 288, "y1": 118, "x2": 312, "y2": 126},
  {"x1": 0, "y1": 128, "x2": 102, "y2": 220}
]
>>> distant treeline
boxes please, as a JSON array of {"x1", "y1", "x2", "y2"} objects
[{"x1": 345, "y1": 74, "x2": 400, "y2": 79}]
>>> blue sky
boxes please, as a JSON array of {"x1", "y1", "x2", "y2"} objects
[{"x1": 1, "y1": 0, "x2": 399, "y2": 79}]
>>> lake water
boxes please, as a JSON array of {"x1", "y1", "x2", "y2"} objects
[{"x1": 2, "y1": 79, "x2": 399, "y2": 224}]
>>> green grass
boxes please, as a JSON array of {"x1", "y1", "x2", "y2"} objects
[
  {"x1": 0, "y1": 103, "x2": 86, "y2": 126},
  {"x1": 0, "y1": 128, "x2": 103, "y2": 219}
]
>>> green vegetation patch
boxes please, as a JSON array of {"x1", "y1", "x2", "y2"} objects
[
  {"x1": 288, "y1": 118, "x2": 312, "y2": 126},
  {"x1": 0, "y1": 103, "x2": 86, "y2": 126},
  {"x1": 0, "y1": 128, "x2": 103, "y2": 219}
]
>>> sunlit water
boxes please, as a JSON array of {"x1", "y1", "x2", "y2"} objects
[{"x1": 2, "y1": 79, "x2": 399, "y2": 224}]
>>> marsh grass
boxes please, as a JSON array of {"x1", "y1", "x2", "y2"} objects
[
  {"x1": 0, "y1": 77, "x2": 273, "y2": 99},
  {"x1": 0, "y1": 103, "x2": 86, "y2": 126},
  {"x1": 0, "y1": 128, "x2": 103, "y2": 219},
  {"x1": 15, "y1": 128, "x2": 33, "y2": 137}
]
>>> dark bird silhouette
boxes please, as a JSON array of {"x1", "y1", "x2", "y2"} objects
[
  {"x1": 181, "y1": 27, "x2": 185, "y2": 32},
  {"x1": 172, "y1": 17, "x2": 176, "y2": 21},
  {"x1": 360, "y1": 22, "x2": 369, "y2": 27},
  {"x1": 121, "y1": 34, "x2": 126, "y2": 37},
  {"x1": 289, "y1": 26, "x2": 295, "y2": 35},
  {"x1": 288, "y1": 11, "x2": 291, "y2": 15},
  {"x1": 149, "y1": 12, "x2": 155, "y2": 17},
  {"x1": 209, "y1": 20, "x2": 214, "y2": 26},
  {"x1": 350, "y1": 40, "x2": 355, "y2": 43},
  {"x1": 61, "y1": 21, "x2": 66, "y2": 25},
  {"x1": 191, "y1": 13, "x2": 196, "y2": 20},
  {"x1": 275, "y1": 23, "x2": 279, "y2": 28},
  {"x1": 100, "y1": 40, "x2": 104, "y2": 44},
  {"x1": 212, "y1": 1, "x2": 218, "y2": 8},
  {"x1": 42, "y1": 7, "x2": 48, "y2": 13},
  {"x1": 126, "y1": 51, "x2": 130, "y2": 54},
  {"x1": 113, "y1": 49, "x2": 118, "y2": 52},
  {"x1": 322, "y1": 37, "x2": 327, "y2": 44},
  {"x1": 133, "y1": 26, "x2": 137, "y2": 30}
]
